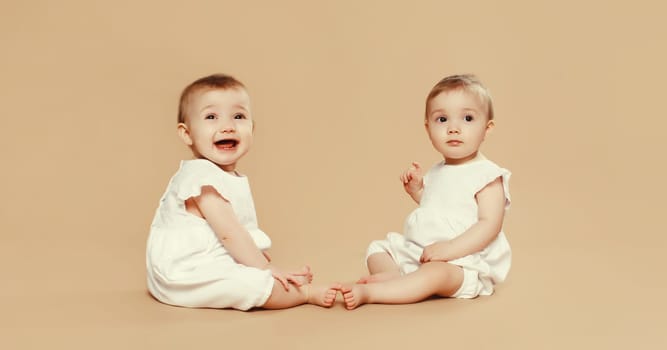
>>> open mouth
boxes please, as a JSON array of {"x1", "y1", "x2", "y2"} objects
[{"x1": 214, "y1": 139, "x2": 239, "y2": 150}]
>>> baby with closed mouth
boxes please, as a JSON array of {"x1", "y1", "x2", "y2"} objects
[{"x1": 341, "y1": 74, "x2": 512, "y2": 310}]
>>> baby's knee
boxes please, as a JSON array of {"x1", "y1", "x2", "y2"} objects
[
  {"x1": 366, "y1": 240, "x2": 389, "y2": 257},
  {"x1": 424, "y1": 261, "x2": 462, "y2": 279},
  {"x1": 421, "y1": 262, "x2": 466, "y2": 297}
]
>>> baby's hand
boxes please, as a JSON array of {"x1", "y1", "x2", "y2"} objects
[
  {"x1": 420, "y1": 241, "x2": 453, "y2": 263},
  {"x1": 400, "y1": 162, "x2": 424, "y2": 195},
  {"x1": 287, "y1": 265, "x2": 313, "y2": 285},
  {"x1": 268, "y1": 265, "x2": 312, "y2": 291}
]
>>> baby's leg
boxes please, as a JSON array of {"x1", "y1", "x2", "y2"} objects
[
  {"x1": 262, "y1": 280, "x2": 341, "y2": 309},
  {"x1": 342, "y1": 261, "x2": 463, "y2": 310},
  {"x1": 357, "y1": 252, "x2": 401, "y2": 284}
]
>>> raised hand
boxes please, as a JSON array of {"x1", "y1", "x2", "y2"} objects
[{"x1": 400, "y1": 162, "x2": 424, "y2": 201}]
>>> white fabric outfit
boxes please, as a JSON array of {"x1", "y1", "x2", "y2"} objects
[
  {"x1": 367, "y1": 159, "x2": 512, "y2": 298},
  {"x1": 146, "y1": 159, "x2": 274, "y2": 310}
]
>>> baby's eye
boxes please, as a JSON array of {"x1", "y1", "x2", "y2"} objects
[
  {"x1": 437, "y1": 116, "x2": 447, "y2": 123},
  {"x1": 234, "y1": 113, "x2": 246, "y2": 120},
  {"x1": 205, "y1": 114, "x2": 216, "y2": 120},
  {"x1": 464, "y1": 115, "x2": 474, "y2": 122}
]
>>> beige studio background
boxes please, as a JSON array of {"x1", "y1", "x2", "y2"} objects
[{"x1": 1, "y1": 0, "x2": 666, "y2": 348}]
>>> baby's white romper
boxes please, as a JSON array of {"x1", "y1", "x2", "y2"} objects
[
  {"x1": 367, "y1": 159, "x2": 512, "y2": 298},
  {"x1": 146, "y1": 159, "x2": 274, "y2": 310}
]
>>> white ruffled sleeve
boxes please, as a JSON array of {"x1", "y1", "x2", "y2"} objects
[
  {"x1": 173, "y1": 160, "x2": 230, "y2": 201},
  {"x1": 473, "y1": 161, "x2": 512, "y2": 210}
]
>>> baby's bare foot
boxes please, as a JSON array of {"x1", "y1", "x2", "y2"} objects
[
  {"x1": 341, "y1": 284, "x2": 368, "y2": 310},
  {"x1": 356, "y1": 271, "x2": 400, "y2": 284},
  {"x1": 307, "y1": 283, "x2": 341, "y2": 308}
]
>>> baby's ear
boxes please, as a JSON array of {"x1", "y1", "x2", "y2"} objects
[
  {"x1": 484, "y1": 119, "x2": 495, "y2": 137},
  {"x1": 177, "y1": 123, "x2": 193, "y2": 146}
]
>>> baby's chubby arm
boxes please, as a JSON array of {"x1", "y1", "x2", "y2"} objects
[
  {"x1": 420, "y1": 177, "x2": 506, "y2": 263},
  {"x1": 401, "y1": 162, "x2": 424, "y2": 204},
  {"x1": 192, "y1": 185, "x2": 310, "y2": 290}
]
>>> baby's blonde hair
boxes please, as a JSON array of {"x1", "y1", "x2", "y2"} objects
[
  {"x1": 425, "y1": 74, "x2": 494, "y2": 120},
  {"x1": 178, "y1": 74, "x2": 246, "y2": 124}
]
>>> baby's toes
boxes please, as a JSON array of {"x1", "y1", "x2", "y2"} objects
[
  {"x1": 342, "y1": 294, "x2": 354, "y2": 308},
  {"x1": 323, "y1": 291, "x2": 337, "y2": 306}
]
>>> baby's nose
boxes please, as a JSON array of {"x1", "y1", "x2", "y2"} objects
[{"x1": 219, "y1": 120, "x2": 236, "y2": 133}]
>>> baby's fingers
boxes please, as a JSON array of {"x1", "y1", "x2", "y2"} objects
[
  {"x1": 286, "y1": 275, "x2": 304, "y2": 287},
  {"x1": 273, "y1": 274, "x2": 290, "y2": 291},
  {"x1": 400, "y1": 172, "x2": 412, "y2": 184},
  {"x1": 291, "y1": 265, "x2": 311, "y2": 277}
]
